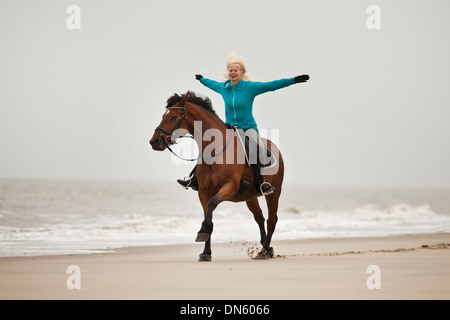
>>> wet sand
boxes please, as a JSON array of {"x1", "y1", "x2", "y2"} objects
[{"x1": 0, "y1": 233, "x2": 449, "y2": 300}]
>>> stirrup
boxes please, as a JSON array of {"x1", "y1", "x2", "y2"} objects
[
  {"x1": 184, "y1": 177, "x2": 192, "y2": 190},
  {"x1": 177, "y1": 176, "x2": 192, "y2": 190},
  {"x1": 260, "y1": 181, "x2": 274, "y2": 196}
]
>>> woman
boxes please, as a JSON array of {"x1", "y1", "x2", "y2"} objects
[{"x1": 178, "y1": 52, "x2": 309, "y2": 195}]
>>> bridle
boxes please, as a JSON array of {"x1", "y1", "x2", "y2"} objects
[
  {"x1": 155, "y1": 104, "x2": 197, "y2": 161},
  {"x1": 154, "y1": 102, "x2": 233, "y2": 162},
  {"x1": 155, "y1": 104, "x2": 192, "y2": 137}
]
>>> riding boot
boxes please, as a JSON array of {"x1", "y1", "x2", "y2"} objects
[
  {"x1": 252, "y1": 165, "x2": 275, "y2": 195},
  {"x1": 177, "y1": 165, "x2": 198, "y2": 191}
]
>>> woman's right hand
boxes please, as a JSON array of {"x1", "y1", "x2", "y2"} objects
[{"x1": 195, "y1": 74, "x2": 203, "y2": 81}]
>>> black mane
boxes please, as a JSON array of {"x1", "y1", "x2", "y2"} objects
[{"x1": 166, "y1": 92, "x2": 219, "y2": 118}]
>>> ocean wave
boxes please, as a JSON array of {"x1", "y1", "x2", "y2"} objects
[
  {"x1": 1, "y1": 203, "x2": 449, "y2": 257},
  {"x1": 276, "y1": 203, "x2": 450, "y2": 238}
]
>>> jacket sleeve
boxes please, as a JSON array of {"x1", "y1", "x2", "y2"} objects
[
  {"x1": 200, "y1": 77, "x2": 224, "y2": 94},
  {"x1": 251, "y1": 78, "x2": 296, "y2": 96}
]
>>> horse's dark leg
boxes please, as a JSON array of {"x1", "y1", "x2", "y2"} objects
[
  {"x1": 199, "y1": 238, "x2": 212, "y2": 262},
  {"x1": 246, "y1": 199, "x2": 267, "y2": 246},
  {"x1": 196, "y1": 195, "x2": 219, "y2": 242},
  {"x1": 196, "y1": 192, "x2": 214, "y2": 261},
  {"x1": 255, "y1": 191, "x2": 280, "y2": 259},
  {"x1": 196, "y1": 182, "x2": 237, "y2": 262}
]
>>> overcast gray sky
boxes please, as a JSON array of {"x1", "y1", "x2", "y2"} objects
[{"x1": 1, "y1": 0, "x2": 449, "y2": 188}]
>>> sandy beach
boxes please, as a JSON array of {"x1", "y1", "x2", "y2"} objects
[{"x1": 0, "y1": 233, "x2": 449, "y2": 300}]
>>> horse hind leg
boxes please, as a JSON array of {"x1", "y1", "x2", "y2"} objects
[
  {"x1": 246, "y1": 199, "x2": 267, "y2": 247},
  {"x1": 255, "y1": 191, "x2": 280, "y2": 259}
]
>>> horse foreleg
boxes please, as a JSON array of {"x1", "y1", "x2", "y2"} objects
[
  {"x1": 198, "y1": 238, "x2": 212, "y2": 262},
  {"x1": 195, "y1": 195, "x2": 219, "y2": 243},
  {"x1": 196, "y1": 181, "x2": 237, "y2": 262},
  {"x1": 197, "y1": 192, "x2": 212, "y2": 261}
]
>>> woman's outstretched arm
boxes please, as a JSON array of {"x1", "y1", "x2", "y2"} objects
[
  {"x1": 196, "y1": 74, "x2": 224, "y2": 94},
  {"x1": 251, "y1": 75, "x2": 309, "y2": 95}
]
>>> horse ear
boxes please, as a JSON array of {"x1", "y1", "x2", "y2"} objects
[{"x1": 179, "y1": 91, "x2": 190, "y2": 107}]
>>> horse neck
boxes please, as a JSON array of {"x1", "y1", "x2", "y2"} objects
[{"x1": 186, "y1": 103, "x2": 228, "y2": 152}]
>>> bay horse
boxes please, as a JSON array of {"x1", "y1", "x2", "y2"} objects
[{"x1": 149, "y1": 92, "x2": 284, "y2": 261}]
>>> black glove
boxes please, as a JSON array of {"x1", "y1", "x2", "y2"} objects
[
  {"x1": 195, "y1": 74, "x2": 203, "y2": 81},
  {"x1": 294, "y1": 75, "x2": 310, "y2": 83}
]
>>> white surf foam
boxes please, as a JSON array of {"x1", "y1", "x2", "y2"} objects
[{"x1": 1, "y1": 179, "x2": 450, "y2": 256}]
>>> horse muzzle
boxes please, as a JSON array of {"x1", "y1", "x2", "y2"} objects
[{"x1": 149, "y1": 136, "x2": 166, "y2": 151}]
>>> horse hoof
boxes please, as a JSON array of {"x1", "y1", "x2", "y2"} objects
[
  {"x1": 195, "y1": 232, "x2": 210, "y2": 242},
  {"x1": 198, "y1": 253, "x2": 212, "y2": 262},
  {"x1": 253, "y1": 247, "x2": 274, "y2": 260}
]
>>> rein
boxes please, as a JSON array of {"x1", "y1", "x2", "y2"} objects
[{"x1": 155, "y1": 104, "x2": 232, "y2": 162}]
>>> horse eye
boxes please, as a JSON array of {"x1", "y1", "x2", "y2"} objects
[{"x1": 171, "y1": 115, "x2": 178, "y2": 120}]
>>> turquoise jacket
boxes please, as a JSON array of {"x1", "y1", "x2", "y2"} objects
[{"x1": 200, "y1": 77, "x2": 296, "y2": 131}]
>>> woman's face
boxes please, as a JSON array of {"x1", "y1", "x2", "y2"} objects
[{"x1": 228, "y1": 63, "x2": 244, "y2": 82}]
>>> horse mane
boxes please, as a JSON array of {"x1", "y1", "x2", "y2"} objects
[{"x1": 166, "y1": 91, "x2": 219, "y2": 117}]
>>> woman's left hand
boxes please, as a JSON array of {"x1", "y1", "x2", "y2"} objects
[{"x1": 295, "y1": 75, "x2": 310, "y2": 83}]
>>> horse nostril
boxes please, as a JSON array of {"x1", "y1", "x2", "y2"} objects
[{"x1": 150, "y1": 138, "x2": 159, "y2": 146}]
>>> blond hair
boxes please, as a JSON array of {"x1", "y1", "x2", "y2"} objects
[{"x1": 223, "y1": 51, "x2": 251, "y2": 81}]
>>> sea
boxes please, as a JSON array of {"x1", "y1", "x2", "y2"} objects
[{"x1": 1, "y1": 178, "x2": 450, "y2": 257}]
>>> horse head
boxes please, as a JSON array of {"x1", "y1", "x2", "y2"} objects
[{"x1": 150, "y1": 92, "x2": 191, "y2": 151}]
